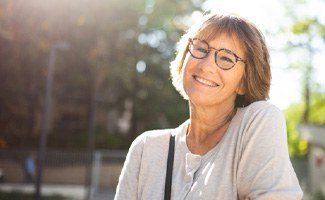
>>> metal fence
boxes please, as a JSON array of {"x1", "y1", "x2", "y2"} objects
[{"x1": 0, "y1": 149, "x2": 127, "y2": 200}]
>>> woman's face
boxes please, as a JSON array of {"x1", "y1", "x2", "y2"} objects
[{"x1": 182, "y1": 33, "x2": 246, "y2": 108}]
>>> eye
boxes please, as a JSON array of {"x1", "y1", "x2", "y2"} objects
[
  {"x1": 217, "y1": 50, "x2": 236, "y2": 64},
  {"x1": 219, "y1": 55, "x2": 234, "y2": 63},
  {"x1": 196, "y1": 47, "x2": 209, "y2": 54},
  {"x1": 188, "y1": 39, "x2": 210, "y2": 59}
]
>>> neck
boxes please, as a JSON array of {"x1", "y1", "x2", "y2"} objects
[{"x1": 186, "y1": 102, "x2": 236, "y2": 155}]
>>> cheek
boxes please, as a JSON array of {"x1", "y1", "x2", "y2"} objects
[
  {"x1": 225, "y1": 67, "x2": 245, "y2": 90},
  {"x1": 235, "y1": 71, "x2": 246, "y2": 93},
  {"x1": 236, "y1": 76, "x2": 246, "y2": 95},
  {"x1": 182, "y1": 55, "x2": 194, "y2": 78}
]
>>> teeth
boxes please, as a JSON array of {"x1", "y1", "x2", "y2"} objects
[{"x1": 194, "y1": 76, "x2": 218, "y2": 87}]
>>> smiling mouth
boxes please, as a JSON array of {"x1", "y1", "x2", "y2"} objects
[{"x1": 193, "y1": 75, "x2": 218, "y2": 87}]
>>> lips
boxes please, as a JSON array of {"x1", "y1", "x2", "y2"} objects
[{"x1": 193, "y1": 75, "x2": 218, "y2": 87}]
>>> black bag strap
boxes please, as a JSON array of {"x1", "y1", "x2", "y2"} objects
[{"x1": 164, "y1": 134, "x2": 175, "y2": 200}]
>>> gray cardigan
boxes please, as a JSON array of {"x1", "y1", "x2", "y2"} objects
[{"x1": 115, "y1": 101, "x2": 303, "y2": 200}]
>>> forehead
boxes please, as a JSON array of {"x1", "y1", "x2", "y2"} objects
[{"x1": 194, "y1": 22, "x2": 247, "y2": 53}]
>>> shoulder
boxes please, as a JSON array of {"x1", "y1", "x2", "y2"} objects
[
  {"x1": 131, "y1": 120, "x2": 188, "y2": 148},
  {"x1": 243, "y1": 100, "x2": 282, "y2": 114},
  {"x1": 128, "y1": 120, "x2": 189, "y2": 158},
  {"x1": 135, "y1": 128, "x2": 173, "y2": 142},
  {"x1": 234, "y1": 101, "x2": 287, "y2": 140},
  {"x1": 130, "y1": 128, "x2": 173, "y2": 150},
  {"x1": 123, "y1": 128, "x2": 173, "y2": 166},
  {"x1": 239, "y1": 100, "x2": 285, "y2": 123}
]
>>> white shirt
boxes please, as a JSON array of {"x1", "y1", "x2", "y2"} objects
[{"x1": 115, "y1": 101, "x2": 303, "y2": 200}]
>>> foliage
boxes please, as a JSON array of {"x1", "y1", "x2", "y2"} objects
[
  {"x1": 0, "y1": 0, "x2": 198, "y2": 150},
  {"x1": 291, "y1": 17, "x2": 325, "y2": 35},
  {"x1": 281, "y1": 0, "x2": 325, "y2": 159},
  {"x1": 309, "y1": 93, "x2": 325, "y2": 124},
  {"x1": 310, "y1": 190, "x2": 325, "y2": 200},
  {"x1": 284, "y1": 102, "x2": 309, "y2": 158},
  {"x1": 283, "y1": 0, "x2": 325, "y2": 123},
  {"x1": 284, "y1": 92, "x2": 325, "y2": 158}
]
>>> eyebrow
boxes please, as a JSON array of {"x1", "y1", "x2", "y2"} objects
[
  {"x1": 204, "y1": 40, "x2": 246, "y2": 62},
  {"x1": 202, "y1": 34, "x2": 246, "y2": 58}
]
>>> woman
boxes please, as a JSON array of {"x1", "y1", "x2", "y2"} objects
[{"x1": 115, "y1": 13, "x2": 303, "y2": 200}]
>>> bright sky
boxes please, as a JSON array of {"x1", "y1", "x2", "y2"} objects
[{"x1": 200, "y1": 0, "x2": 325, "y2": 110}]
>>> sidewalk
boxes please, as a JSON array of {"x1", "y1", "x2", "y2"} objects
[{"x1": 0, "y1": 183, "x2": 115, "y2": 200}]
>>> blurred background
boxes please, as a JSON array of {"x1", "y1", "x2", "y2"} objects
[{"x1": 0, "y1": 0, "x2": 324, "y2": 199}]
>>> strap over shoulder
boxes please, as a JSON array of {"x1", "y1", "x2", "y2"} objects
[{"x1": 164, "y1": 134, "x2": 175, "y2": 200}]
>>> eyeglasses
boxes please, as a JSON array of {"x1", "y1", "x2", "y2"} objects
[{"x1": 188, "y1": 38, "x2": 247, "y2": 70}]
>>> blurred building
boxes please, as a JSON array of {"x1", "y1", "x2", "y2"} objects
[{"x1": 298, "y1": 124, "x2": 325, "y2": 195}]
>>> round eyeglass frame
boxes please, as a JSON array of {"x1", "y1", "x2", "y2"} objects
[{"x1": 188, "y1": 38, "x2": 247, "y2": 70}]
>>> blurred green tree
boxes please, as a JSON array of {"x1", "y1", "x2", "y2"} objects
[
  {"x1": 281, "y1": 0, "x2": 325, "y2": 157},
  {"x1": 0, "y1": 0, "x2": 202, "y2": 149},
  {"x1": 282, "y1": 0, "x2": 325, "y2": 122},
  {"x1": 0, "y1": 1, "x2": 49, "y2": 146},
  {"x1": 284, "y1": 91, "x2": 325, "y2": 158}
]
